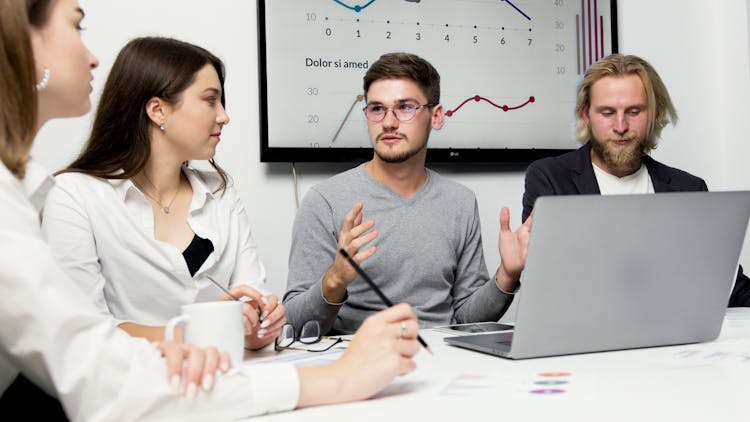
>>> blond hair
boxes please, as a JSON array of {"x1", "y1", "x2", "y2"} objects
[{"x1": 575, "y1": 54, "x2": 677, "y2": 151}]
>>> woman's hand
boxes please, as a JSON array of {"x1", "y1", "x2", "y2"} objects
[
  {"x1": 296, "y1": 303, "x2": 420, "y2": 407},
  {"x1": 246, "y1": 293, "x2": 286, "y2": 350},
  {"x1": 218, "y1": 285, "x2": 286, "y2": 350},
  {"x1": 156, "y1": 341, "x2": 230, "y2": 400}
]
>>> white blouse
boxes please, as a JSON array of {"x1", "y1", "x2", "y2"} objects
[
  {"x1": 42, "y1": 166, "x2": 269, "y2": 325},
  {"x1": 0, "y1": 161, "x2": 298, "y2": 419}
]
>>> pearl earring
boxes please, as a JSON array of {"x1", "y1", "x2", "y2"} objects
[
  {"x1": 35, "y1": 67, "x2": 50, "y2": 91},
  {"x1": 159, "y1": 122, "x2": 165, "y2": 131}
]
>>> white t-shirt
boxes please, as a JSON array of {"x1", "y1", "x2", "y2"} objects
[
  {"x1": 0, "y1": 161, "x2": 298, "y2": 420},
  {"x1": 593, "y1": 162, "x2": 655, "y2": 195},
  {"x1": 41, "y1": 166, "x2": 269, "y2": 326}
]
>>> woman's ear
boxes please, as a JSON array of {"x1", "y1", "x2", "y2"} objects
[
  {"x1": 29, "y1": 27, "x2": 49, "y2": 85},
  {"x1": 145, "y1": 97, "x2": 166, "y2": 128}
]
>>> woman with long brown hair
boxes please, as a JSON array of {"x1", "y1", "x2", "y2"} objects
[{"x1": 44, "y1": 36, "x2": 285, "y2": 350}]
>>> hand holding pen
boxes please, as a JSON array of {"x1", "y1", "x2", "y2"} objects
[
  {"x1": 210, "y1": 278, "x2": 288, "y2": 350},
  {"x1": 325, "y1": 303, "x2": 422, "y2": 402}
]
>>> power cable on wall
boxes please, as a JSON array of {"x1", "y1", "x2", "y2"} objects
[{"x1": 291, "y1": 162, "x2": 299, "y2": 209}]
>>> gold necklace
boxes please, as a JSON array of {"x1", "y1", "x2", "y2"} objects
[{"x1": 136, "y1": 173, "x2": 181, "y2": 214}]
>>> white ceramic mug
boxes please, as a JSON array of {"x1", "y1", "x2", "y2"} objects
[{"x1": 165, "y1": 301, "x2": 244, "y2": 363}]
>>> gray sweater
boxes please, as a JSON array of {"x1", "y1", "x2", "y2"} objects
[{"x1": 283, "y1": 164, "x2": 514, "y2": 334}]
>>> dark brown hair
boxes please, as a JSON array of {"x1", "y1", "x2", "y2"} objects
[
  {"x1": 0, "y1": 0, "x2": 54, "y2": 179},
  {"x1": 62, "y1": 36, "x2": 229, "y2": 192},
  {"x1": 363, "y1": 52, "x2": 440, "y2": 104}
]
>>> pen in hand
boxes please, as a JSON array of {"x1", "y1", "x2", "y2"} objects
[
  {"x1": 338, "y1": 249, "x2": 433, "y2": 355},
  {"x1": 206, "y1": 275, "x2": 266, "y2": 322},
  {"x1": 205, "y1": 275, "x2": 240, "y2": 301}
]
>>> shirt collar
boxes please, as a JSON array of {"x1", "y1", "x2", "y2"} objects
[
  {"x1": 107, "y1": 164, "x2": 218, "y2": 207},
  {"x1": 592, "y1": 161, "x2": 648, "y2": 181},
  {"x1": 22, "y1": 159, "x2": 55, "y2": 213},
  {"x1": 184, "y1": 165, "x2": 218, "y2": 200},
  {"x1": 109, "y1": 175, "x2": 135, "y2": 202}
]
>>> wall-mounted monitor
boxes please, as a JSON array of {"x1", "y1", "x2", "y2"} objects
[{"x1": 258, "y1": 0, "x2": 618, "y2": 163}]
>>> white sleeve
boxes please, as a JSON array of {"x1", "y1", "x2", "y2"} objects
[
  {"x1": 226, "y1": 185, "x2": 269, "y2": 294},
  {"x1": 0, "y1": 178, "x2": 300, "y2": 420},
  {"x1": 41, "y1": 177, "x2": 113, "y2": 317}
]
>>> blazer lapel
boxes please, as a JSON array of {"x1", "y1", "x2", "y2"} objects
[
  {"x1": 570, "y1": 142, "x2": 601, "y2": 194},
  {"x1": 643, "y1": 156, "x2": 676, "y2": 192}
]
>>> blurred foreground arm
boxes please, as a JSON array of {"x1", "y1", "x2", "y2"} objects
[{"x1": 296, "y1": 303, "x2": 420, "y2": 407}]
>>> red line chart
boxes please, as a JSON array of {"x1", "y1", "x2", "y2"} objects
[{"x1": 445, "y1": 95, "x2": 535, "y2": 117}]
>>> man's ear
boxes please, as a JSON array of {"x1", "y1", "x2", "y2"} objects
[
  {"x1": 431, "y1": 104, "x2": 445, "y2": 130},
  {"x1": 145, "y1": 97, "x2": 167, "y2": 127},
  {"x1": 581, "y1": 105, "x2": 590, "y2": 125}
]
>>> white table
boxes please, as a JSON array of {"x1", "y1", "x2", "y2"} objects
[{"x1": 243, "y1": 309, "x2": 750, "y2": 421}]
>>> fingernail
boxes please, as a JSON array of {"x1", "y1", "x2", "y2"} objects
[
  {"x1": 170, "y1": 375, "x2": 180, "y2": 394},
  {"x1": 261, "y1": 296, "x2": 269, "y2": 304},
  {"x1": 202, "y1": 374, "x2": 214, "y2": 392},
  {"x1": 260, "y1": 311, "x2": 269, "y2": 321},
  {"x1": 220, "y1": 360, "x2": 230, "y2": 372},
  {"x1": 260, "y1": 320, "x2": 270, "y2": 329},
  {"x1": 185, "y1": 382, "x2": 197, "y2": 401},
  {"x1": 257, "y1": 329, "x2": 267, "y2": 338}
]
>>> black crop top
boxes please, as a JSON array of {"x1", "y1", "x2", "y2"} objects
[{"x1": 182, "y1": 234, "x2": 214, "y2": 277}]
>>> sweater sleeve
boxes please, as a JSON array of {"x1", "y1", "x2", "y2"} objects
[
  {"x1": 450, "y1": 199, "x2": 514, "y2": 323},
  {"x1": 283, "y1": 188, "x2": 344, "y2": 335}
]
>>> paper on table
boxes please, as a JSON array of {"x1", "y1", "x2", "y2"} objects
[{"x1": 247, "y1": 342, "x2": 347, "y2": 366}]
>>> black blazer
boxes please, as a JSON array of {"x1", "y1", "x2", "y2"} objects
[
  {"x1": 522, "y1": 142, "x2": 707, "y2": 221},
  {"x1": 521, "y1": 142, "x2": 750, "y2": 307}
]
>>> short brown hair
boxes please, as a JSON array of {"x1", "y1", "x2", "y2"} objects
[
  {"x1": 363, "y1": 52, "x2": 440, "y2": 104},
  {"x1": 0, "y1": 0, "x2": 54, "y2": 179},
  {"x1": 575, "y1": 53, "x2": 677, "y2": 152},
  {"x1": 62, "y1": 37, "x2": 229, "y2": 193}
]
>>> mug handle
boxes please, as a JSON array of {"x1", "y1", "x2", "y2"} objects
[{"x1": 164, "y1": 315, "x2": 190, "y2": 341}]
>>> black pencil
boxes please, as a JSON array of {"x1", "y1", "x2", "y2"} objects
[{"x1": 339, "y1": 249, "x2": 433, "y2": 355}]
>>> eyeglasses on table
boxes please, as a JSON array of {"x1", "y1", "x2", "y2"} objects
[{"x1": 274, "y1": 320, "x2": 347, "y2": 352}]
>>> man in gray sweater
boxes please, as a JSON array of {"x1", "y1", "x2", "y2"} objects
[{"x1": 283, "y1": 53, "x2": 531, "y2": 335}]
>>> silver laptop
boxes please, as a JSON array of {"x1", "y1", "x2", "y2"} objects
[{"x1": 445, "y1": 191, "x2": 750, "y2": 359}]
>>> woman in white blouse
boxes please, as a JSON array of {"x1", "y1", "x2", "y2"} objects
[
  {"x1": 0, "y1": 0, "x2": 420, "y2": 418},
  {"x1": 42, "y1": 37, "x2": 284, "y2": 350}
]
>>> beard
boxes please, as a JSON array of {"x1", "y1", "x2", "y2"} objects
[
  {"x1": 373, "y1": 132, "x2": 428, "y2": 164},
  {"x1": 590, "y1": 131, "x2": 645, "y2": 174}
]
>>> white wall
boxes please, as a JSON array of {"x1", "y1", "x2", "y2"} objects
[{"x1": 32, "y1": 0, "x2": 750, "y2": 302}]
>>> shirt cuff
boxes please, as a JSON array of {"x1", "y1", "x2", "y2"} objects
[{"x1": 241, "y1": 363, "x2": 300, "y2": 413}]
